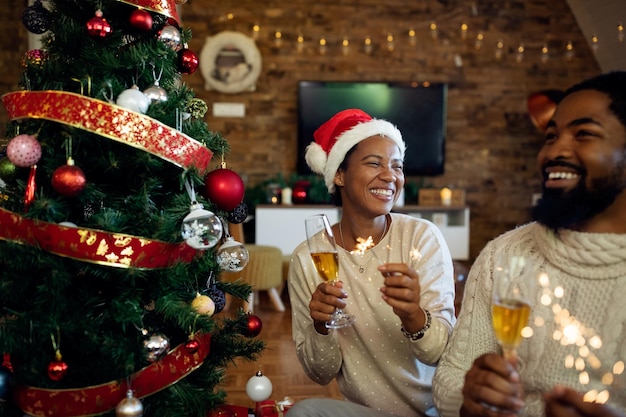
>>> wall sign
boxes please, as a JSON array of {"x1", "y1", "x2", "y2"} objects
[{"x1": 199, "y1": 31, "x2": 262, "y2": 94}]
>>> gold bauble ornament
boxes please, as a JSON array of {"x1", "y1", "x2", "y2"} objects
[
  {"x1": 191, "y1": 292, "x2": 215, "y2": 316},
  {"x1": 116, "y1": 390, "x2": 143, "y2": 417}
]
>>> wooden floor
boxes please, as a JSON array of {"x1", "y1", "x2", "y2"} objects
[{"x1": 218, "y1": 288, "x2": 343, "y2": 408}]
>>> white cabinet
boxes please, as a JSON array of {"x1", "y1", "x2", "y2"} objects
[
  {"x1": 255, "y1": 204, "x2": 470, "y2": 260},
  {"x1": 393, "y1": 205, "x2": 470, "y2": 260},
  {"x1": 255, "y1": 205, "x2": 340, "y2": 256}
]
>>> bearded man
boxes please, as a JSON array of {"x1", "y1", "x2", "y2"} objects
[{"x1": 433, "y1": 71, "x2": 626, "y2": 417}]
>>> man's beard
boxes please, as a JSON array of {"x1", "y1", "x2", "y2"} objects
[{"x1": 532, "y1": 165, "x2": 626, "y2": 231}]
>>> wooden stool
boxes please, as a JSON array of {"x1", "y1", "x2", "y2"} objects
[
  {"x1": 239, "y1": 244, "x2": 285, "y2": 313},
  {"x1": 222, "y1": 222, "x2": 286, "y2": 313}
]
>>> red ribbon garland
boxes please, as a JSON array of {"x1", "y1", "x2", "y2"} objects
[
  {"x1": 14, "y1": 333, "x2": 211, "y2": 417},
  {"x1": 0, "y1": 207, "x2": 200, "y2": 269},
  {"x1": 2, "y1": 91, "x2": 213, "y2": 175}
]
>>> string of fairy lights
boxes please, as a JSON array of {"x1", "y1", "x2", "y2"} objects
[{"x1": 210, "y1": 11, "x2": 625, "y2": 65}]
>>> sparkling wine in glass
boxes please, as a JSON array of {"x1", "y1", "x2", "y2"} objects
[
  {"x1": 491, "y1": 255, "x2": 534, "y2": 362},
  {"x1": 305, "y1": 214, "x2": 354, "y2": 329}
]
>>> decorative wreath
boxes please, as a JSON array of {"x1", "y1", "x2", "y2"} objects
[{"x1": 200, "y1": 31, "x2": 262, "y2": 94}]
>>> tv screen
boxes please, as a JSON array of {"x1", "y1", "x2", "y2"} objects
[{"x1": 297, "y1": 81, "x2": 448, "y2": 176}]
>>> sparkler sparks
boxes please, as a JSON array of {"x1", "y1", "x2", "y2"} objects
[{"x1": 537, "y1": 272, "x2": 625, "y2": 404}]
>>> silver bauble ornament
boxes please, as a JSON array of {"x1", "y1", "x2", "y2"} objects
[
  {"x1": 116, "y1": 85, "x2": 151, "y2": 113},
  {"x1": 217, "y1": 237, "x2": 249, "y2": 272},
  {"x1": 158, "y1": 25, "x2": 181, "y2": 51},
  {"x1": 143, "y1": 333, "x2": 170, "y2": 362},
  {"x1": 116, "y1": 390, "x2": 143, "y2": 417},
  {"x1": 143, "y1": 82, "x2": 168, "y2": 103}
]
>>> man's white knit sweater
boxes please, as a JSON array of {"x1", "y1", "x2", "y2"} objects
[{"x1": 433, "y1": 222, "x2": 626, "y2": 416}]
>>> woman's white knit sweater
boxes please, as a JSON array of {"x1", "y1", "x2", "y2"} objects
[{"x1": 433, "y1": 222, "x2": 626, "y2": 416}]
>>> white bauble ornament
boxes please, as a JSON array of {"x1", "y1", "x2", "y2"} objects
[
  {"x1": 116, "y1": 390, "x2": 143, "y2": 417},
  {"x1": 181, "y1": 203, "x2": 223, "y2": 250},
  {"x1": 246, "y1": 371, "x2": 273, "y2": 402},
  {"x1": 116, "y1": 85, "x2": 151, "y2": 113},
  {"x1": 217, "y1": 237, "x2": 249, "y2": 272},
  {"x1": 59, "y1": 221, "x2": 77, "y2": 227}
]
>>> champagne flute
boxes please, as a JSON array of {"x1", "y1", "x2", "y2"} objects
[
  {"x1": 305, "y1": 214, "x2": 355, "y2": 329},
  {"x1": 491, "y1": 254, "x2": 535, "y2": 362}
]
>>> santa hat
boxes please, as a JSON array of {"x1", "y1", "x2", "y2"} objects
[{"x1": 305, "y1": 109, "x2": 405, "y2": 193}]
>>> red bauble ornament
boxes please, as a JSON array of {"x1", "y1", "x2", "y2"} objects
[
  {"x1": 51, "y1": 158, "x2": 86, "y2": 197},
  {"x1": 129, "y1": 9, "x2": 153, "y2": 32},
  {"x1": 184, "y1": 339, "x2": 199, "y2": 354},
  {"x1": 243, "y1": 314, "x2": 262, "y2": 338},
  {"x1": 177, "y1": 48, "x2": 199, "y2": 75},
  {"x1": 203, "y1": 168, "x2": 245, "y2": 211},
  {"x1": 86, "y1": 10, "x2": 112, "y2": 38},
  {"x1": 48, "y1": 359, "x2": 68, "y2": 381}
]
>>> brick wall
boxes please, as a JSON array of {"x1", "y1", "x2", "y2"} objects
[{"x1": 0, "y1": 0, "x2": 601, "y2": 263}]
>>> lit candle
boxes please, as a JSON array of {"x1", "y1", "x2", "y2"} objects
[{"x1": 440, "y1": 187, "x2": 452, "y2": 206}]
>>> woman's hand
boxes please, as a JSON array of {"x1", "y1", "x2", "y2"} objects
[
  {"x1": 378, "y1": 263, "x2": 424, "y2": 330},
  {"x1": 309, "y1": 281, "x2": 347, "y2": 335},
  {"x1": 544, "y1": 385, "x2": 625, "y2": 417},
  {"x1": 460, "y1": 353, "x2": 524, "y2": 417}
]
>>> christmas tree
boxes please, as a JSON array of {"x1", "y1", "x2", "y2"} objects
[{"x1": 0, "y1": 1, "x2": 264, "y2": 416}]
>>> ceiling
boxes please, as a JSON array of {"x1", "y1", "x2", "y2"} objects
[{"x1": 565, "y1": 0, "x2": 626, "y2": 72}]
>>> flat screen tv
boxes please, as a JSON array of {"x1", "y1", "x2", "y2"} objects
[{"x1": 297, "y1": 81, "x2": 448, "y2": 176}]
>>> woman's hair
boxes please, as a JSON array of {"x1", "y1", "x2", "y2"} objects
[{"x1": 330, "y1": 145, "x2": 358, "y2": 207}]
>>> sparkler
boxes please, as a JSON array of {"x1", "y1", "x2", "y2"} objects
[{"x1": 536, "y1": 272, "x2": 625, "y2": 404}]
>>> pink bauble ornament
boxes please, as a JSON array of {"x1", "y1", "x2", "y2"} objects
[
  {"x1": 203, "y1": 168, "x2": 245, "y2": 211},
  {"x1": 129, "y1": 9, "x2": 153, "y2": 32},
  {"x1": 86, "y1": 10, "x2": 112, "y2": 38},
  {"x1": 6, "y1": 134, "x2": 41, "y2": 167},
  {"x1": 21, "y1": 49, "x2": 48, "y2": 69},
  {"x1": 51, "y1": 158, "x2": 86, "y2": 197},
  {"x1": 177, "y1": 48, "x2": 199, "y2": 75}
]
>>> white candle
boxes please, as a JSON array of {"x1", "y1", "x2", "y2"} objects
[{"x1": 440, "y1": 187, "x2": 452, "y2": 206}]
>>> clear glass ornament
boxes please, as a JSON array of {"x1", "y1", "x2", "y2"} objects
[
  {"x1": 181, "y1": 203, "x2": 223, "y2": 250},
  {"x1": 217, "y1": 237, "x2": 249, "y2": 272}
]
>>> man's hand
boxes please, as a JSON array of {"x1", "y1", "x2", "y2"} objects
[
  {"x1": 544, "y1": 385, "x2": 625, "y2": 417},
  {"x1": 460, "y1": 353, "x2": 524, "y2": 417}
]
